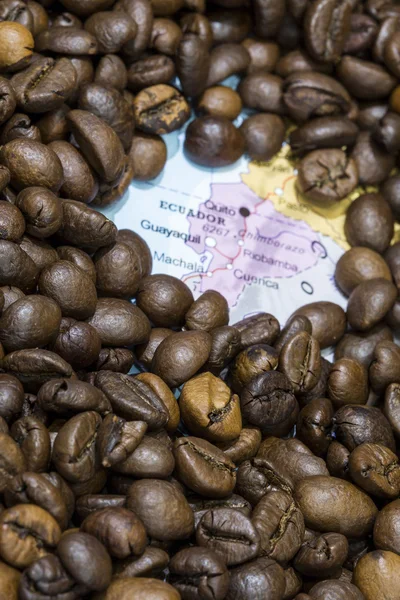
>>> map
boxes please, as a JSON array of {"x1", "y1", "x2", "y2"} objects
[{"x1": 103, "y1": 120, "x2": 366, "y2": 326}]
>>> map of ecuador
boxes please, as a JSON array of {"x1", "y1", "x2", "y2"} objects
[{"x1": 182, "y1": 144, "x2": 359, "y2": 319}]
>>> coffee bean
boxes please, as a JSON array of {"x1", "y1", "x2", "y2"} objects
[
  {"x1": 169, "y1": 546, "x2": 229, "y2": 600},
  {"x1": 290, "y1": 116, "x2": 359, "y2": 154},
  {"x1": 334, "y1": 404, "x2": 395, "y2": 452},
  {"x1": 95, "y1": 54, "x2": 127, "y2": 90},
  {"x1": 226, "y1": 556, "x2": 285, "y2": 600},
  {"x1": 304, "y1": 0, "x2": 352, "y2": 63},
  {"x1": 231, "y1": 344, "x2": 279, "y2": 392},
  {"x1": 349, "y1": 442, "x2": 400, "y2": 499},
  {"x1": 344, "y1": 13, "x2": 378, "y2": 54},
  {"x1": 241, "y1": 113, "x2": 285, "y2": 162},
  {"x1": 185, "y1": 116, "x2": 245, "y2": 167},
  {"x1": 338, "y1": 56, "x2": 397, "y2": 100},
  {"x1": 292, "y1": 302, "x2": 347, "y2": 349},
  {"x1": 279, "y1": 332, "x2": 322, "y2": 394},
  {"x1": 374, "y1": 498, "x2": 400, "y2": 554},
  {"x1": 242, "y1": 38, "x2": 280, "y2": 73},
  {"x1": 352, "y1": 131, "x2": 395, "y2": 185},
  {"x1": 0, "y1": 22, "x2": 34, "y2": 71},
  {"x1": 297, "y1": 398, "x2": 333, "y2": 457},
  {"x1": 133, "y1": 84, "x2": 190, "y2": 134},
  {"x1": 347, "y1": 279, "x2": 397, "y2": 331},
  {"x1": 219, "y1": 427, "x2": 262, "y2": 464},
  {"x1": 204, "y1": 325, "x2": 241, "y2": 373},
  {"x1": 103, "y1": 577, "x2": 181, "y2": 600},
  {"x1": 206, "y1": 43, "x2": 250, "y2": 86},
  {"x1": 0, "y1": 432, "x2": 26, "y2": 493},
  {"x1": 327, "y1": 358, "x2": 368, "y2": 408},
  {"x1": 353, "y1": 550, "x2": 400, "y2": 600}
]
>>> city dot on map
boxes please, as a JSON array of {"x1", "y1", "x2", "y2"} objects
[
  {"x1": 275, "y1": 187, "x2": 283, "y2": 196},
  {"x1": 205, "y1": 236, "x2": 217, "y2": 248},
  {"x1": 226, "y1": 263, "x2": 233, "y2": 270},
  {"x1": 238, "y1": 239, "x2": 244, "y2": 246},
  {"x1": 207, "y1": 272, "x2": 213, "y2": 277},
  {"x1": 239, "y1": 207, "x2": 250, "y2": 217}
]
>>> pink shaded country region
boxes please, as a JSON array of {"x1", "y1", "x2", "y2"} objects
[{"x1": 185, "y1": 181, "x2": 320, "y2": 305}]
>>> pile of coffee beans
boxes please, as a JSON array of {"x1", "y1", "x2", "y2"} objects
[
  {"x1": 0, "y1": 184, "x2": 400, "y2": 600},
  {"x1": 3, "y1": 0, "x2": 400, "y2": 203}
]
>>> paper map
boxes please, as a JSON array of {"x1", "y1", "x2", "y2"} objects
[{"x1": 102, "y1": 123, "x2": 384, "y2": 325}]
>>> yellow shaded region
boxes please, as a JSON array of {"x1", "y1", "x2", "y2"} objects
[{"x1": 242, "y1": 144, "x2": 400, "y2": 250}]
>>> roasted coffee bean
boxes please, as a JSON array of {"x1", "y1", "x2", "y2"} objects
[
  {"x1": 335, "y1": 323, "x2": 393, "y2": 368},
  {"x1": 295, "y1": 475, "x2": 378, "y2": 538},
  {"x1": 189, "y1": 494, "x2": 251, "y2": 530},
  {"x1": 0, "y1": 504, "x2": 61, "y2": 569},
  {"x1": 290, "y1": 116, "x2": 359, "y2": 154},
  {"x1": 369, "y1": 340, "x2": 400, "y2": 394},
  {"x1": 0, "y1": 77, "x2": 16, "y2": 126},
  {"x1": 204, "y1": 325, "x2": 241, "y2": 373},
  {"x1": 11, "y1": 56, "x2": 76, "y2": 114},
  {"x1": 239, "y1": 72, "x2": 285, "y2": 115},
  {"x1": 0, "y1": 201, "x2": 25, "y2": 242},
  {"x1": 93, "y1": 241, "x2": 141, "y2": 299},
  {"x1": 349, "y1": 442, "x2": 400, "y2": 499},
  {"x1": 0, "y1": 241, "x2": 39, "y2": 293},
  {"x1": 345, "y1": 193, "x2": 394, "y2": 254},
  {"x1": 296, "y1": 398, "x2": 333, "y2": 457},
  {"x1": 327, "y1": 358, "x2": 368, "y2": 408},
  {"x1": 0, "y1": 432, "x2": 26, "y2": 493},
  {"x1": 384, "y1": 382, "x2": 400, "y2": 439},
  {"x1": 87, "y1": 298, "x2": 150, "y2": 347},
  {"x1": 197, "y1": 86, "x2": 242, "y2": 121},
  {"x1": 297, "y1": 148, "x2": 358, "y2": 206},
  {"x1": 133, "y1": 84, "x2": 190, "y2": 134},
  {"x1": 279, "y1": 332, "x2": 321, "y2": 394},
  {"x1": 219, "y1": 427, "x2": 262, "y2": 464},
  {"x1": 185, "y1": 116, "x2": 245, "y2": 167},
  {"x1": 126, "y1": 479, "x2": 194, "y2": 541},
  {"x1": 152, "y1": 330, "x2": 211, "y2": 387},
  {"x1": 84, "y1": 11, "x2": 136, "y2": 53},
  {"x1": 283, "y1": 72, "x2": 351, "y2": 123},
  {"x1": 150, "y1": 18, "x2": 182, "y2": 55},
  {"x1": 0, "y1": 112, "x2": 41, "y2": 145},
  {"x1": 338, "y1": 55, "x2": 397, "y2": 100},
  {"x1": 335, "y1": 247, "x2": 392, "y2": 297},
  {"x1": 128, "y1": 54, "x2": 174, "y2": 91},
  {"x1": 326, "y1": 440, "x2": 350, "y2": 480},
  {"x1": 174, "y1": 436, "x2": 236, "y2": 498},
  {"x1": 294, "y1": 531, "x2": 348, "y2": 577},
  {"x1": 15, "y1": 187, "x2": 62, "y2": 239},
  {"x1": 231, "y1": 344, "x2": 278, "y2": 392},
  {"x1": 81, "y1": 507, "x2": 146, "y2": 558},
  {"x1": 137, "y1": 274, "x2": 192, "y2": 327},
  {"x1": 112, "y1": 434, "x2": 175, "y2": 478},
  {"x1": 96, "y1": 415, "x2": 147, "y2": 468},
  {"x1": 0, "y1": 559, "x2": 20, "y2": 599},
  {"x1": 180, "y1": 372, "x2": 241, "y2": 442},
  {"x1": 18, "y1": 554, "x2": 78, "y2": 600},
  {"x1": 129, "y1": 132, "x2": 167, "y2": 181},
  {"x1": 169, "y1": 546, "x2": 229, "y2": 600},
  {"x1": 102, "y1": 577, "x2": 180, "y2": 600},
  {"x1": 51, "y1": 317, "x2": 101, "y2": 369},
  {"x1": 240, "y1": 113, "x2": 285, "y2": 162},
  {"x1": 57, "y1": 531, "x2": 112, "y2": 592},
  {"x1": 234, "y1": 313, "x2": 280, "y2": 348},
  {"x1": 353, "y1": 550, "x2": 400, "y2": 600},
  {"x1": 206, "y1": 43, "x2": 250, "y2": 86},
  {"x1": 372, "y1": 110, "x2": 400, "y2": 152},
  {"x1": 35, "y1": 26, "x2": 98, "y2": 54},
  {"x1": 37, "y1": 378, "x2": 110, "y2": 416},
  {"x1": 95, "y1": 54, "x2": 127, "y2": 90},
  {"x1": 2, "y1": 349, "x2": 73, "y2": 392},
  {"x1": 303, "y1": 0, "x2": 352, "y2": 63},
  {"x1": 226, "y1": 556, "x2": 285, "y2": 600},
  {"x1": 136, "y1": 328, "x2": 173, "y2": 370},
  {"x1": 36, "y1": 104, "x2": 70, "y2": 145},
  {"x1": 11, "y1": 415, "x2": 50, "y2": 472},
  {"x1": 373, "y1": 498, "x2": 400, "y2": 554},
  {"x1": 49, "y1": 141, "x2": 99, "y2": 204},
  {"x1": 66, "y1": 110, "x2": 125, "y2": 183},
  {"x1": 252, "y1": 0, "x2": 285, "y2": 38},
  {"x1": 75, "y1": 494, "x2": 125, "y2": 520},
  {"x1": 0, "y1": 374, "x2": 24, "y2": 422},
  {"x1": 382, "y1": 173, "x2": 400, "y2": 220},
  {"x1": 185, "y1": 290, "x2": 228, "y2": 331},
  {"x1": 334, "y1": 404, "x2": 395, "y2": 451},
  {"x1": 242, "y1": 38, "x2": 280, "y2": 73},
  {"x1": 18, "y1": 235, "x2": 57, "y2": 272},
  {"x1": 292, "y1": 302, "x2": 347, "y2": 349},
  {"x1": 352, "y1": 131, "x2": 395, "y2": 185},
  {"x1": 113, "y1": 546, "x2": 170, "y2": 579},
  {"x1": 347, "y1": 279, "x2": 397, "y2": 332},
  {"x1": 344, "y1": 13, "x2": 378, "y2": 54},
  {"x1": 0, "y1": 22, "x2": 34, "y2": 71},
  {"x1": 274, "y1": 315, "x2": 312, "y2": 355},
  {"x1": 276, "y1": 48, "x2": 332, "y2": 77},
  {"x1": 196, "y1": 507, "x2": 260, "y2": 566},
  {"x1": 208, "y1": 8, "x2": 251, "y2": 44},
  {"x1": 252, "y1": 489, "x2": 305, "y2": 563},
  {"x1": 95, "y1": 347, "x2": 134, "y2": 373},
  {"x1": 0, "y1": 139, "x2": 63, "y2": 192}
]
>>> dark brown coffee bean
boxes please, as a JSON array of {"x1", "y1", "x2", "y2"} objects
[
  {"x1": 240, "y1": 113, "x2": 285, "y2": 162},
  {"x1": 231, "y1": 344, "x2": 278, "y2": 393},
  {"x1": 345, "y1": 193, "x2": 394, "y2": 254},
  {"x1": 180, "y1": 13, "x2": 213, "y2": 49},
  {"x1": 351, "y1": 131, "x2": 395, "y2": 185},
  {"x1": 180, "y1": 372, "x2": 241, "y2": 442},
  {"x1": 279, "y1": 332, "x2": 321, "y2": 394},
  {"x1": 84, "y1": 11, "x2": 136, "y2": 53},
  {"x1": 369, "y1": 339, "x2": 400, "y2": 394},
  {"x1": 335, "y1": 247, "x2": 392, "y2": 297},
  {"x1": 133, "y1": 84, "x2": 190, "y2": 134},
  {"x1": 35, "y1": 26, "x2": 98, "y2": 54},
  {"x1": 335, "y1": 323, "x2": 393, "y2": 368},
  {"x1": 189, "y1": 494, "x2": 251, "y2": 529},
  {"x1": 276, "y1": 48, "x2": 332, "y2": 77},
  {"x1": 338, "y1": 55, "x2": 397, "y2": 99},
  {"x1": 128, "y1": 54, "x2": 175, "y2": 91},
  {"x1": 297, "y1": 148, "x2": 358, "y2": 206},
  {"x1": 176, "y1": 33, "x2": 210, "y2": 98},
  {"x1": 81, "y1": 507, "x2": 146, "y2": 558},
  {"x1": 95, "y1": 54, "x2": 127, "y2": 91},
  {"x1": 219, "y1": 427, "x2": 261, "y2": 464},
  {"x1": 37, "y1": 378, "x2": 110, "y2": 416},
  {"x1": 382, "y1": 173, "x2": 400, "y2": 220},
  {"x1": 242, "y1": 38, "x2": 280, "y2": 73},
  {"x1": 126, "y1": 479, "x2": 194, "y2": 541},
  {"x1": 0, "y1": 112, "x2": 41, "y2": 145},
  {"x1": 69, "y1": 56, "x2": 95, "y2": 104},
  {"x1": 169, "y1": 546, "x2": 229, "y2": 600},
  {"x1": 92, "y1": 371, "x2": 168, "y2": 429},
  {"x1": 0, "y1": 201, "x2": 25, "y2": 243},
  {"x1": 185, "y1": 290, "x2": 228, "y2": 332},
  {"x1": 197, "y1": 86, "x2": 242, "y2": 121},
  {"x1": 0, "y1": 241, "x2": 38, "y2": 293},
  {"x1": 252, "y1": 490, "x2": 305, "y2": 563},
  {"x1": 252, "y1": 0, "x2": 285, "y2": 38},
  {"x1": 58, "y1": 200, "x2": 117, "y2": 250},
  {"x1": 111, "y1": 433, "x2": 174, "y2": 478},
  {"x1": 372, "y1": 110, "x2": 400, "y2": 152},
  {"x1": 197, "y1": 507, "x2": 260, "y2": 566},
  {"x1": 327, "y1": 358, "x2": 369, "y2": 408},
  {"x1": 185, "y1": 116, "x2": 245, "y2": 167},
  {"x1": 334, "y1": 404, "x2": 395, "y2": 451},
  {"x1": 66, "y1": 110, "x2": 125, "y2": 183},
  {"x1": 136, "y1": 372, "x2": 180, "y2": 433},
  {"x1": 96, "y1": 414, "x2": 147, "y2": 468},
  {"x1": 349, "y1": 442, "x2": 400, "y2": 499},
  {"x1": 234, "y1": 313, "x2": 280, "y2": 349},
  {"x1": 11, "y1": 415, "x2": 50, "y2": 472},
  {"x1": 274, "y1": 315, "x2": 312, "y2": 356},
  {"x1": 304, "y1": 0, "x2": 352, "y2": 63},
  {"x1": 53, "y1": 411, "x2": 101, "y2": 483},
  {"x1": 283, "y1": 72, "x2": 351, "y2": 123},
  {"x1": 290, "y1": 117, "x2": 359, "y2": 154},
  {"x1": 116, "y1": 229, "x2": 152, "y2": 279},
  {"x1": 206, "y1": 43, "x2": 250, "y2": 86},
  {"x1": 11, "y1": 56, "x2": 77, "y2": 113},
  {"x1": 0, "y1": 374, "x2": 24, "y2": 423},
  {"x1": 51, "y1": 317, "x2": 101, "y2": 369},
  {"x1": 152, "y1": 330, "x2": 212, "y2": 387},
  {"x1": 57, "y1": 531, "x2": 112, "y2": 592},
  {"x1": 308, "y1": 580, "x2": 364, "y2": 600},
  {"x1": 87, "y1": 298, "x2": 150, "y2": 347},
  {"x1": 294, "y1": 531, "x2": 348, "y2": 578},
  {"x1": 225, "y1": 556, "x2": 285, "y2": 600},
  {"x1": 18, "y1": 554, "x2": 77, "y2": 599},
  {"x1": 297, "y1": 397, "x2": 333, "y2": 457},
  {"x1": 0, "y1": 432, "x2": 26, "y2": 493},
  {"x1": 295, "y1": 475, "x2": 378, "y2": 538},
  {"x1": 0, "y1": 504, "x2": 61, "y2": 569},
  {"x1": 0, "y1": 139, "x2": 63, "y2": 192},
  {"x1": 373, "y1": 498, "x2": 400, "y2": 554},
  {"x1": 93, "y1": 242, "x2": 140, "y2": 299},
  {"x1": 15, "y1": 187, "x2": 62, "y2": 239},
  {"x1": 239, "y1": 72, "x2": 285, "y2": 114},
  {"x1": 326, "y1": 440, "x2": 350, "y2": 480},
  {"x1": 347, "y1": 278, "x2": 397, "y2": 331},
  {"x1": 0, "y1": 295, "x2": 61, "y2": 352},
  {"x1": 136, "y1": 328, "x2": 173, "y2": 370},
  {"x1": 113, "y1": 0, "x2": 153, "y2": 58},
  {"x1": 76, "y1": 494, "x2": 125, "y2": 521},
  {"x1": 384, "y1": 382, "x2": 400, "y2": 439},
  {"x1": 36, "y1": 104, "x2": 70, "y2": 145},
  {"x1": 129, "y1": 132, "x2": 167, "y2": 181},
  {"x1": 0, "y1": 77, "x2": 16, "y2": 126},
  {"x1": 0, "y1": 286, "x2": 25, "y2": 311},
  {"x1": 49, "y1": 141, "x2": 99, "y2": 204},
  {"x1": 292, "y1": 302, "x2": 347, "y2": 349},
  {"x1": 174, "y1": 436, "x2": 236, "y2": 498},
  {"x1": 137, "y1": 274, "x2": 192, "y2": 327},
  {"x1": 18, "y1": 235, "x2": 57, "y2": 272},
  {"x1": 208, "y1": 8, "x2": 251, "y2": 43},
  {"x1": 344, "y1": 13, "x2": 378, "y2": 54},
  {"x1": 150, "y1": 18, "x2": 182, "y2": 55},
  {"x1": 204, "y1": 325, "x2": 241, "y2": 373}
]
